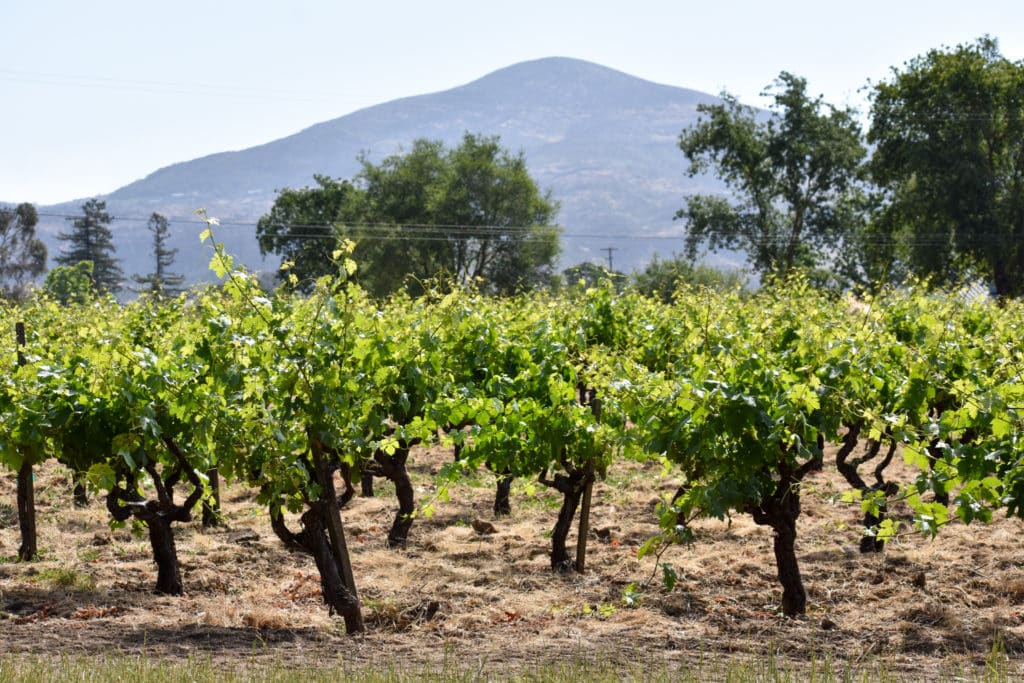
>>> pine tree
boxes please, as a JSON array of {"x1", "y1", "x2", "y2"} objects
[
  {"x1": 56, "y1": 198, "x2": 123, "y2": 293},
  {"x1": 131, "y1": 213, "x2": 185, "y2": 298}
]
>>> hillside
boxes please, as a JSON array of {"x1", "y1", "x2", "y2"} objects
[{"x1": 31, "y1": 57, "x2": 734, "y2": 285}]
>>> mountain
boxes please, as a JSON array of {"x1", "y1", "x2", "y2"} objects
[{"x1": 31, "y1": 57, "x2": 737, "y2": 285}]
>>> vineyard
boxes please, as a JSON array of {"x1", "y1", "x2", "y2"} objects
[{"x1": 3, "y1": 230, "x2": 1024, "y2": 676}]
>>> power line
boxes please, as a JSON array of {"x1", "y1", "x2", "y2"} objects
[
  {"x1": 5, "y1": 69, "x2": 1023, "y2": 122},
  {"x1": 39, "y1": 211, "x2": 555, "y2": 232},
  {"x1": 35, "y1": 211, "x2": 1023, "y2": 248},
  {"x1": 37, "y1": 211, "x2": 680, "y2": 241}
]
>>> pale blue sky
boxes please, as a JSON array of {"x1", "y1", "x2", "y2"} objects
[{"x1": 2, "y1": 0, "x2": 1022, "y2": 205}]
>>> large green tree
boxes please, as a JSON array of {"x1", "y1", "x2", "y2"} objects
[
  {"x1": 677, "y1": 73, "x2": 867, "y2": 280},
  {"x1": 131, "y1": 213, "x2": 185, "y2": 299},
  {"x1": 0, "y1": 202, "x2": 47, "y2": 301},
  {"x1": 256, "y1": 176, "x2": 364, "y2": 291},
  {"x1": 561, "y1": 261, "x2": 627, "y2": 292},
  {"x1": 633, "y1": 254, "x2": 746, "y2": 302},
  {"x1": 868, "y1": 37, "x2": 1024, "y2": 298},
  {"x1": 257, "y1": 133, "x2": 560, "y2": 296},
  {"x1": 56, "y1": 198, "x2": 123, "y2": 294}
]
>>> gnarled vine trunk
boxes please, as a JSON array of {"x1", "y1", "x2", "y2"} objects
[
  {"x1": 540, "y1": 464, "x2": 587, "y2": 572},
  {"x1": 268, "y1": 502, "x2": 362, "y2": 633},
  {"x1": 747, "y1": 452, "x2": 820, "y2": 617},
  {"x1": 539, "y1": 384, "x2": 601, "y2": 573},
  {"x1": 147, "y1": 504, "x2": 184, "y2": 594},
  {"x1": 364, "y1": 442, "x2": 417, "y2": 549},
  {"x1": 835, "y1": 423, "x2": 898, "y2": 554},
  {"x1": 493, "y1": 469, "x2": 514, "y2": 517},
  {"x1": 73, "y1": 481, "x2": 89, "y2": 508},
  {"x1": 360, "y1": 472, "x2": 375, "y2": 497},
  {"x1": 105, "y1": 438, "x2": 204, "y2": 596},
  {"x1": 303, "y1": 506, "x2": 358, "y2": 619},
  {"x1": 750, "y1": 487, "x2": 805, "y2": 617},
  {"x1": 348, "y1": 433, "x2": 421, "y2": 549},
  {"x1": 771, "y1": 505, "x2": 805, "y2": 617}
]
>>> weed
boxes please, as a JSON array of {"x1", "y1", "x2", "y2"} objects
[{"x1": 35, "y1": 566, "x2": 96, "y2": 591}]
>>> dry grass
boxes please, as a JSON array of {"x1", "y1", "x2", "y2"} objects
[{"x1": 2, "y1": 446, "x2": 1024, "y2": 679}]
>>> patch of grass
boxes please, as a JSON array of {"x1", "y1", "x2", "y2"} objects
[
  {"x1": 77, "y1": 547, "x2": 101, "y2": 563},
  {"x1": 35, "y1": 566, "x2": 96, "y2": 591},
  {"x1": 0, "y1": 650, "x2": 1021, "y2": 682},
  {"x1": 371, "y1": 479, "x2": 397, "y2": 499}
]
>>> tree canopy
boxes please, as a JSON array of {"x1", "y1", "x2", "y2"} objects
[
  {"x1": 561, "y1": 262, "x2": 627, "y2": 292},
  {"x1": 56, "y1": 199, "x2": 123, "y2": 294},
  {"x1": 0, "y1": 202, "x2": 47, "y2": 301},
  {"x1": 43, "y1": 261, "x2": 94, "y2": 305},
  {"x1": 256, "y1": 176, "x2": 364, "y2": 291},
  {"x1": 868, "y1": 37, "x2": 1024, "y2": 298},
  {"x1": 677, "y1": 73, "x2": 867, "y2": 280},
  {"x1": 633, "y1": 254, "x2": 746, "y2": 302},
  {"x1": 257, "y1": 133, "x2": 560, "y2": 297}
]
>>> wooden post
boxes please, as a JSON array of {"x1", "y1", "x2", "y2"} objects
[
  {"x1": 574, "y1": 395, "x2": 600, "y2": 574},
  {"x1": 16, "y1": 322, "x2": 25, "y2": 366},
  {"x1": 15, "y1": 321, "x2": 37, "y2": 562},
  {"x1": 311, "y1": 439, "x2": 364, "y2": 633}
]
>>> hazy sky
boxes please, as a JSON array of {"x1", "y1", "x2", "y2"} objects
[{"x1": 3, "y1": 0, "x2": 1022, "y2": 205}]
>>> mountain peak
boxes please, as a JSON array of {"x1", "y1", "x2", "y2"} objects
[{"x1": 450, "y1": 56, "x2": 705, "y2": 107}]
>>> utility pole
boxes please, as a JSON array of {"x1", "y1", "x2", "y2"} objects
[{"x1": 601, "y1": 246, "x2": 618, "y2": 271}]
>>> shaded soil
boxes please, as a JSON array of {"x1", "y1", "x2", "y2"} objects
[{"x1": 2, "y1": 447, "x2": 1024, "y2": 677}]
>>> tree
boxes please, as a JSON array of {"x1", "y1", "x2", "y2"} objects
[
  {"x1": 0, "y1": 203, "x2": 47, "y2": 300},
  {"x1": 43, "y1": 261, "x2": 94, "y2": 305},
  {"x1": 256, "y1": 176, "x2": 363, "y2": 292},
  {"x1": 677, "y1": 73, "x2": 867, "y2": 280},
  {"x1": 633, "y1": 253, "x2": 745, "y2": 302},
  {"x1": 868, "y1": 37, "x2": 1024, "y2": 298},
  {"x1": 131, "y1": 213, "x2": 185, "y2": 299},
  {"x1": 419, "y1": 133, "x2": 560, "y2": 294},
  {"x1": 561, "y1": 262, "x2": 627, "y2": 291},
  {"x1": 56, "y1": 198, "x2": 123, "y2": 294},
  {"x1": 257, "y1": 133, "x2": 560, "y2": 297}
]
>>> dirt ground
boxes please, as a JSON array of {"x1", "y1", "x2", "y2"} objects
[{"x1": 2, "y1": 446, "x2": 1023, "y2": 678}]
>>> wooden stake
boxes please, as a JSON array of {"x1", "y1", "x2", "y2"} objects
[
  {"x1": 15, "y1": 321, "x2": 37, "y2": 561},
  {"x1": 312, "y1": 439, "x2": 364, "y2": 633},
  {"x1": 574, "y1": 396, "x2": 600, "y2": 573}
]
